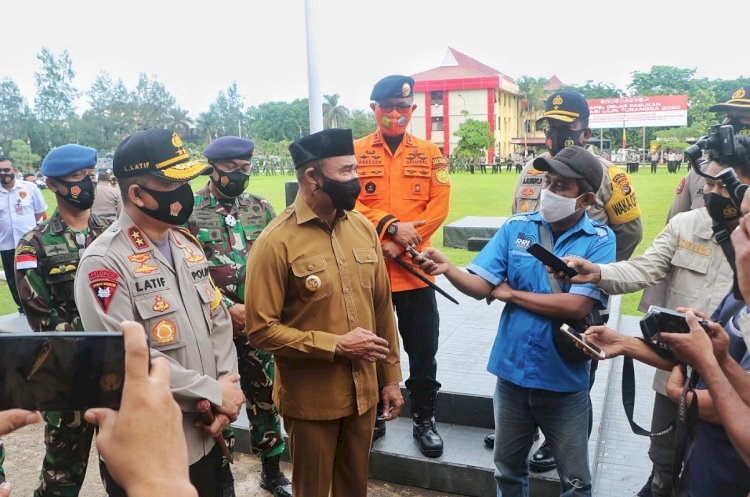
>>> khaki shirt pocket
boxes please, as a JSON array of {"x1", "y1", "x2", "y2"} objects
[
  {"x1": 291, "y1": 255, "x2": 333, "y2": 302},
  {"x1": 669, "y1": 244, "x2": 710, "y2": 301},
  {"x1": 353, "y1": 248, "x2": 377, "y2": 289},
  {"x1": 135, "y1": 295, "x2": 186, "y2": 352},
  {"x1": 403, "y1": 165, "x2": 430, "y2": 200}
]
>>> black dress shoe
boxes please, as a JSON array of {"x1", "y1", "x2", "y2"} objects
[
  {"x1": 372, "y1": 416, "x2": 386, "y2": 442},
  {"x1": 529, "y1": 440, "x2": 556, "y2": 472},
  {"x1": 484, "y1": 433, "x2": 494, "y2": 448}
]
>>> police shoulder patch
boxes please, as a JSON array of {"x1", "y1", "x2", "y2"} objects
[{"x1": 675, "y1": 177, "x2": 686, "y2": 194}]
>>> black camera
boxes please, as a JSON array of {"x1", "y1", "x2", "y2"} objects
[
  {"x1": 639, "y1": 305, "x2": 709, "y2": 342},
  {"x1": 685, "y1": 124, "x2": 748, "y2": 209}
]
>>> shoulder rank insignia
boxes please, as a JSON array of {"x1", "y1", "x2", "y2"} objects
[{"x1": 127, "y1": 226, "x2": 149, "y2": 250}]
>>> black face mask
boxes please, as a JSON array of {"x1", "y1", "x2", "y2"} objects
[
  {"x1": 704, "y1": 192, "x2": 740, "y2": 224},
  {"x1": 728, "y1": 119, "x2": 750, "y2": 137},
  {"x1": 0, "y1": 173, "x2": 14, "y2": 185},
  {"x1": 545, "y1": 128, "x2": 585, "y2": 155},
  {"x1": 212, "y1": 169, "x2": 250, "y2": 198},
  {"x1": 136, "y1": 183, "x2": 195, "y2": 225},
  {"x1": 317, "y1": 175, "x2": 361, "y2": 211},
  {"x1": 56, "y1": 176, "x2": 95, "y2": 210}
]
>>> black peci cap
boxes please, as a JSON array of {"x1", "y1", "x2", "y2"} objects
[{"x1": 289, "y1": 129, "x2": 355, "y2": 169}]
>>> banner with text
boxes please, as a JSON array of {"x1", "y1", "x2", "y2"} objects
[{"x1": 587, "y1": 95, "x2": 688, "y2": 129}]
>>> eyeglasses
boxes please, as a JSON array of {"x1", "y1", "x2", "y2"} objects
[{"x1": 376, "y1": 103, "x2": 413, "y2": 114}]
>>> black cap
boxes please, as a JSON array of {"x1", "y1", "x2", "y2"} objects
[
  {"x1": 538, "y1": 91, "x2": 590, "y2": 123},
  {"x1": 289, "y1": 129, "x2": 355, "y2": 169},
  {"x1": 533, "y1": 145, "x2": 602, "y2": 193},
  {"x1": 709, "y1": 85, "x2": 750, "y2": 113},
  {"x1": 113, "y1": 128, "x2": 211, "y2": 182},
  {"x1": 370, "y1": 75, "x2": 415, "y2": 101},
  {"x1": 203, "y1": 136, "x2": 255, "y2": 162}
]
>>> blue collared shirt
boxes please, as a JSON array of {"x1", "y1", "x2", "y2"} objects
[{"x1": 468, "y1": 212, "x2": 616, "y2": 392}]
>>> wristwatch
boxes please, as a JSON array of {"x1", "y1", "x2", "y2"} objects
[{"x1": 386, "y1": 223, "x2": 399, "y2": 236}]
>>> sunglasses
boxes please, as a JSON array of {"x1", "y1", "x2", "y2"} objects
[{"x1": 376, "y1": 103, "x2": 413, "y2": 114}]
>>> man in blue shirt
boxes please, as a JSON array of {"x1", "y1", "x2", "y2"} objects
[{"x1": 418, "y1": 145, "x2": 615, "y2": 496}]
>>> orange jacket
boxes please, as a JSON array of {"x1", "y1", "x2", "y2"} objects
[{"x1": 354, "y1": 130, "x2": 451, "y2": 292}]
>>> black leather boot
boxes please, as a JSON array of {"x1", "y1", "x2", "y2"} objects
[
  {"x1": 260, "y1": 455, "x2": 292, "y2": 497},
  {"x1": 412, "y1": 395, "x2": 443, "y2": 458}
]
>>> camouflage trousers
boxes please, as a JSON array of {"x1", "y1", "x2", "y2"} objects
[
  {"x1": 33, "y1": 411, "x2": 94, "y2": 497},
  {"x1": 0, "y1": 439, "x2": 5, "y2": 484},
  {"x1": 223, "y1": 339, "x2": 284, "y2": 461}
]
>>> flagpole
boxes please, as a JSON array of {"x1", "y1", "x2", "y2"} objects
[{"x1": 304, "y1": 0, "x2": 323, "y2": 133}]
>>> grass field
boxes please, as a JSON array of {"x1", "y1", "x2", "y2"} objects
[{"x1": 0, "y1": 168, "x2": 682, "y2": 317}]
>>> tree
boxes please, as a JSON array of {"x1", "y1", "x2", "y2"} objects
[
  {"x1": 9, "y1": 139, "x2": 41, "y2": 171},
  {"x1": 564, "y1": 81, "x2": 623, "y2": 99},
  {"x1": 516, "y1": 76, "x2": 549, "y2": 137},
  {"x1": 454, "y1": 119, "x2": 494, "y2": 159},
  {"x1": 322, "y1": 94, "x2": 349, "y2": 129},
  {"x1": 248, "y1": 99, "x2": 309, "y2": 141},
  {"x1": 0, "y1": 77, "x2": 31, "y2": 154},
  {"x1": 197, "y1": 82, "x2": 246, "y2": 142},
  {"x1": 82, "y1": 72, "x2": 133, "y2": 151},
  {"x1": 130, "y1": 73, "x2": 178, "y2": 128},
  {"x1": 34, "y1": 48, "x2": 79, "y2": 122},
  {"x1": 348, "y1": 109, "x2": 376, "y2": 139}
]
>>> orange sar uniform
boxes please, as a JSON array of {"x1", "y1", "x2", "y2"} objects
[
  {"x1": 354, "y1": 129, "x2": 450, "y2": 403},
  {"x1": 354, "y1": 129, "x2": 451, "y2": 291}
]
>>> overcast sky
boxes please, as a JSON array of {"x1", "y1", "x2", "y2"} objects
[{"x1": 2, "y1": 0, "x2": 747, "y2": 119}]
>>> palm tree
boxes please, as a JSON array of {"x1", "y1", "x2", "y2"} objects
[
  {"x1": 322, "y1": 94, "x2": 349, "y2": 129},
  {"x1": 517, "y1": 76, "x2": 549, "y2": 143},
  {"x1": 169, "y1": 107, "x2": 193, "y2": 135}
]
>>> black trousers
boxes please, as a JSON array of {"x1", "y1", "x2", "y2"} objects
[
  {"x1": 100, "y1": 444, "x2": 223, "y2": 497},
  {"x1": 1, "y1": 249, "x2": 21, "y2": 310},
  {"x1": 392, "y1": 287, "x2": 441, "y2": 398}
]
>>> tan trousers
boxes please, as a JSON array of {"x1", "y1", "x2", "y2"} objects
[{"x1": 283, "y1": 407, "x2": 376, "y2": 497}]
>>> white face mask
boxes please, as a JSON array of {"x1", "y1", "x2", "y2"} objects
[{"x1": 539, "y1": 189, "x2": 582, "y2": 223}]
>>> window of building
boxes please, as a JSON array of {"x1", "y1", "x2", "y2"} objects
[
  {"x1": 431, "y1": 91, "x2": 443, "y2": 106},
  {"x1": 431, "y1": 116, "x2": 444, "y2": 131}
]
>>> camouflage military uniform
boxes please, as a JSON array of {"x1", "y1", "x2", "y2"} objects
[
  {"x1": 15, "y1": 210, "x2": 108, "y2": 497},
  {"x1": 0, "y1": 439, "x2": 5, "y2": 483},
  {"x1": 187, "y1": 183, "x2": 283, "y2": 460}
]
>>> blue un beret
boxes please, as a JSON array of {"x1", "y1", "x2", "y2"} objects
[
  {"x1": 370, "y1": 75, "x2": 415, "y2": 101},
  {"x1": 41, "y1": 144, "x2": 97, "y2": 178},
  {"x1": 204, "y1": 136, "x2": 255, "y2": 162}
]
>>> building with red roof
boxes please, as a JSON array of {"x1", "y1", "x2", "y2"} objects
[{"x1": 410, "y1": 48, "x2": 560, "y2": 162}]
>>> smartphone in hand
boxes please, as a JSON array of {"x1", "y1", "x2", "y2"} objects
[
  {"x1": 559, "y1": 324, "x2": 606, "y2": 360},
  {"x1": 0, "y1": 332, "x2": 125, "y2": 411},
  {"x1": 527, "y1": 243, "x2": 578, "y2": 278}
]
